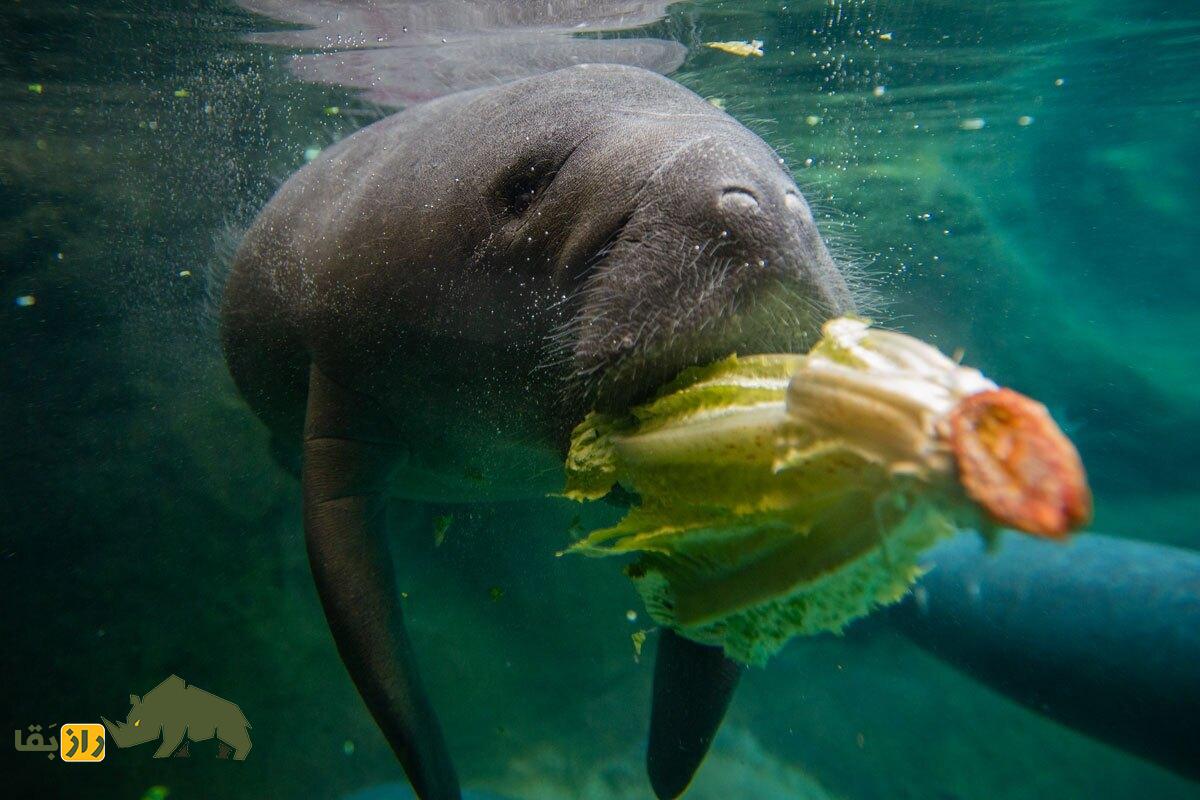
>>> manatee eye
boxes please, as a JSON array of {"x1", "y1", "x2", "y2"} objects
[
  {"x1": 511, "y1": 184, "x2": 537, "y2": 215},
  {"x1": 501, "y1": 161, "x2": 556, "y2": 217}
]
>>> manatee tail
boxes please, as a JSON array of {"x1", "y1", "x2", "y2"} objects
[
  {"x1": 646, "y1": 629, "x2": 743, "y2": 799},
  {"x1": 302, "y1": 364, "x2": 460, "y2": 799}
]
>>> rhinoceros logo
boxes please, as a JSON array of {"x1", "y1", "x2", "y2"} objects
[{"x1": 101, "y1": 675, "x2": 251, "y2": 760}]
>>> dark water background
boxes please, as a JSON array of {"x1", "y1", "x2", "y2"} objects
[{"x1": 3, "y1": 1, "x2": 1198, "y2": 798}]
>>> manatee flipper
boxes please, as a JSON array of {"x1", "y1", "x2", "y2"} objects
[
  {"x1": 303, "y1": 365, "x2": 460, "y2": 799},
  {"x1": 646, "y1": 629, "x2": 743, "y2": 799}
]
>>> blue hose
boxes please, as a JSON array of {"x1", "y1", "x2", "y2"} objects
[{"x1": 890, "y1": 532, "x2": 1200, "y2": 780}]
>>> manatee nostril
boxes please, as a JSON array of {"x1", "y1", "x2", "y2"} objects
[
  {"x1": 784, "y1": 191, "x2": 813, "y2": 222},
  {"x1": 719, "y1": 187, "x2": 760, "y2": 211}
]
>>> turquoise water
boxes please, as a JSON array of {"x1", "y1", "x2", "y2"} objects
[{"x1": 3, "y1": 2, "x2": 1197, "y2": 798}]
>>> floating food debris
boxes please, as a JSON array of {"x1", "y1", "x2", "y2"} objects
[
  {"x1": 805, "y1": 115, "x2": 821, "y2": 126},
  {"x1": 140, "y1": 787, "x2": 170, "y2": 800},
  {"x1": 178, "y1": 269, "x2": 192, "y2": 278},
  {"x1": 631, "y1": 630, "x2": 648, "y2": 662},
  {"x1": 27, "y1": 83, "x2": 43, "y2": 94},
  {"x1": 303, "y1": 146, "x2": 321, "y2": 162},
  {"x1": 1017, "y1": 115, "x2": 1035, "y2": 126},
  {"x1": 342, "y1": 739, "x2": 355, "y2": 756},
  {"x1": 563, "y1": 318, "x2": 1090, "y2": 664},
  {"x1": 879, "y1": 32, "x2": 894, "y2": 41},
  {"x1": 173, "y1": 89, "x2": 189, "y2": 98},
  {"x1": 705, "y1": 39, "x2": 764, "y2": 58},
  {"x1": 324, "y1": 106, "x2": 340, "y2": 116},
  {"x1": 959, "y1": 117, "x2": 986, "y2": 131},
  {"x1": 433, "y1": 514, "x2": 453, "y2": 547},
  {"x1": 14, "y1": 295, "x2": 36, "y2": 307},
  {"x1": 625, "y1": 609, "x2": 638, "y2": 623},
  {"x1": 489, "y1": 586, "x2": 504, "y2": 602},
  {"x1": 873, "y1": 85, "x2": 886, "y2": 97},
  {"x1": 707, "y1": 97, "x2": 727, "y2": 110}
]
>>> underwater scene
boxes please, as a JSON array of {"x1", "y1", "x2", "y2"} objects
[{"x1": 3, "y1": 1, "x2": 1198, "y2": 799}]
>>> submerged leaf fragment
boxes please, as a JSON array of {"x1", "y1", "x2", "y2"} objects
[
  {"x1": 433, "y1": 514, "x2": 453, "y2": 546},
  {"x1": 631, "y1": 629, "x2": 648, "y2": 662},
  {"x1": 705, "y1": 39, "x2": 764, "y2": 58},
  {"x1": 563, "y1": 318, "x2": 1090, "y2": 664}
]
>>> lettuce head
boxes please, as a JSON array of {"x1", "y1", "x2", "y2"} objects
[{"x1": 562, "y1": 318, "x2": 1091, "y2": 665}]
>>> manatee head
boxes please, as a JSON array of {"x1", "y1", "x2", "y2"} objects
[
  {"x1": 440, "y1": 65, "x2": 855, "y2": 421},
  {"x1": 227, "y1": 64, "x2": 856, "y2": 450}
]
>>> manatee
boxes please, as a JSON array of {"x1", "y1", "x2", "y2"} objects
[{"x1": 220, "y1": 64, "x2": 852, "y2": 799}]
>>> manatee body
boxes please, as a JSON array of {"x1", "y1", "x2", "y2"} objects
[
  {"x1": 221, "y1": 64, "x2": 850, "y2": 799},
  {"x1": 102, "y1": 674, "x2": 252, "y2": 760}
]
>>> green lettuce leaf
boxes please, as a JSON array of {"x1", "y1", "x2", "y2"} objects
[{"x1": 561, "y1": 319, "x2": 994, "y2": 665}]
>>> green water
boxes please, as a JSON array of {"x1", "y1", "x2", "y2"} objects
[{"x1": 3, "y1": 1, "x2": 1197, "y2": 798}]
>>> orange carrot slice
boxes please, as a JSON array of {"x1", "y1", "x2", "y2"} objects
[{"x1": 947, "y1": 388, "x2": 1091, "y2": 539}]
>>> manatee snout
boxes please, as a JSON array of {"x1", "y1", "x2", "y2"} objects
[
  {"x1": 661, "y1": 137, "x2": 851, "y2": 315},
  {"x1": 569, "y1": 135, "x2": 853, "y2": 413}
]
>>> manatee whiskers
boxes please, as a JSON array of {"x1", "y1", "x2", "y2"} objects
[
  {"x1": 536, "y1": 233, "x2": 725, "y2": 377},
  {"x1": 543, "y1": 238, "x2": 732, "y2": 405},
  {"x1": 558, "y1": 265, "x2": 826, "y2": 414}
]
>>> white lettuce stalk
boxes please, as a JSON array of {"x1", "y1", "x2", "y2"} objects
[{"x1": 563, "y1": 318, "x2": 1090, "y2": 665}]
